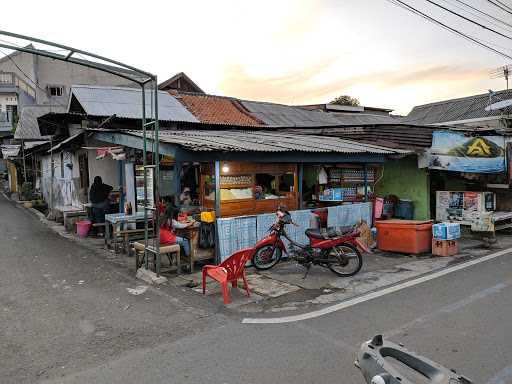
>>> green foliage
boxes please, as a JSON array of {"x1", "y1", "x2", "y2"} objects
[{"x1": 329, "y1": 95, "x2": 360, "y2": 107}]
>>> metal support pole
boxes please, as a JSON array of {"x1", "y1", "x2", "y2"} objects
[
  {"x1": 118, "y1": 160, "x2": 124, "y2": 213},
  {"x1": 21, "y1": 139, "x2": 27, "y2": 184},
  {"x1": 214, "y1": 160, "x2": 220, "y2": 217},
  {"x1": 153, "y1": 78, "x2": 161, "y2": 275},
  {"x1": 142, "y1": 83, "x2": 149, "y2": 270},
  {"x1": 298, "y1": 163, "x2": 304, "y2": 210},
  {"x1": 49, "y1": 137, "x2": 54, "y2": 213},
  {"x1": 363, "y1": 164, "x2": 368, "y2": 202}
]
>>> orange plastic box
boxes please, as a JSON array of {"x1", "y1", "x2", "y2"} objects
[
  {"x1": 375, "y1": 220, "x2": 433, "y2": 254},
  {"x1": 432, "y1": 239, "x2": 458, "y2": 257}
]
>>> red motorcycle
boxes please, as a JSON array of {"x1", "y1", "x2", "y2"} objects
[{"x1": 252, "y1": 208, "x2": 367, "y2": 277}]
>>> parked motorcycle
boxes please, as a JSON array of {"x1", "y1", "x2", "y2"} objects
[{"x1": 251, "y1": 208, "x2": 366, "y2": 277}]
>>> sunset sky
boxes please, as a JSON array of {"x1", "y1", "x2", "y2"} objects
[{"x1": 2, "y1": 0, "x2": 512, "y2": 115}]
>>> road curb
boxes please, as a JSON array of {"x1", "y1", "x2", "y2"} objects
[{"x1": 242, "y1": 246, "x2": 512, "y2": 324}]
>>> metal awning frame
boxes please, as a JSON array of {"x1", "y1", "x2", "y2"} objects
[{"x1": 0, "y1": 30, "x2": 161, "y2": 274}]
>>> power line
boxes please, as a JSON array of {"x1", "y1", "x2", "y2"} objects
[
  {"x1": 384, "y1": 0, "x2": 512, "y2": 59},
  {"x1": 0, "y1": 48, "x2": 67, "y2": 108},
  {"x1": 486, "y1": 0, "x2": 512, "y2": 15},
  {"x1": 444, "y1": 0, "x2": 512, "y2": 31},
  {"x1": 423, "y1": 0, "x2": 512, "y2": 41},
  {"x1": 494, "y1": 0, "x2": 512, "y2": 12}
]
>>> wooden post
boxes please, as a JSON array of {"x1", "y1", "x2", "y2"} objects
[
  {"x1": 174, "y1": 161, "x2": 182, "y2": 205},
  {"x1": 298, "y1": 163, "x2": 304, "y2": 209},
  {"x1": 214, "y1": 160, "x2": 220, "y2": 217},
  {"x1": 363, "y1": 164, "x2": 368, "y2": 202}
]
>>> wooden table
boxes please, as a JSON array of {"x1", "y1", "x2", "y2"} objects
[
  {"x1": 175, "y1": 224, "x2": 215, "y2": 273},
  {"x1": 105, "y1": 212, "x2": 153, "y2": 253}
]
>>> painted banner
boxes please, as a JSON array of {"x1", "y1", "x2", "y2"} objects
[{"x1": 429, "y1": 131, "x2": 506, "y2": 173}]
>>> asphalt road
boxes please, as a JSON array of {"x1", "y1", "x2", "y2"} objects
[{"x1": 1, "y1": 193, "x2": 512, "y2": 384}]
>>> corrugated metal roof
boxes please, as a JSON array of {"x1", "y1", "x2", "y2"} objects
[
  {"x1": 48, "y1": 131, "x2": 84, "y2": 152},
  {"x1": 403, "y1": 89, "x2": 512, "y2": 125},
  {"x1": 331, "y1": 113, "x2": 400, "y2": 126},
  {"x1": 14, "y1": 105, "x2": 67, "y2": 139},
  {"x1": 70, "y1": 85, "x2": 199, "y2": 123},
  {"x1": 284, "y1": 125, "x2": 435, "y2": 150},
  {"x1": 125, "y1": 129, "x2": 410, "y2": 154},
  {"x1": 241, "y1": 100, "x2": 342, "y2": 127}
]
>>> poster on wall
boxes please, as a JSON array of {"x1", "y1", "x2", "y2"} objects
[{"x1": 429, "y1": 131, "x2": 506, "y2": 173}]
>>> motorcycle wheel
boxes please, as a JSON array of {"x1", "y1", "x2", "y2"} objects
[
  {"x1": 252, "y1": 245, "x2": 282, "y2": 270},
  {"x1": 327, "y1": 243, "x2": 362, "y2": 277}
]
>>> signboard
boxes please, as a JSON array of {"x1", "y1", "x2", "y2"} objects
[
  {"x1": 0, "y1": 144, "x2": 20, "y2": 158},
  {"x1": 429, "y1": 131, "x2": 505, "y2": 173}
]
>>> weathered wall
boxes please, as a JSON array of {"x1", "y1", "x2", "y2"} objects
[
  {"x1": 87, "y1": 149, "x2": 119, "y2": 190},
  {"x1": 0, "y1": 51, "x2": 133, "y2": 106},
  {"x1": 40, "y1": 151, "x2": 81, "y2": 208},
  {"x1": 375, "y1": 155, "x2": 430, "y2": 220}
]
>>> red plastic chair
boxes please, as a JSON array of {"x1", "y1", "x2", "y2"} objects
[{"x1": 202, "y1": 248, "x2": 254, "y2": 304}]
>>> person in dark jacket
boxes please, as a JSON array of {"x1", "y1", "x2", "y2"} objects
[{"x1": 89, "y1": 176, "x2": 113, "y2": 232}]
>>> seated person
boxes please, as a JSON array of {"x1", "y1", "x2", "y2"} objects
[
  {"x1": 89, "y1": 176, "x2": 113, "y2": 235},
  {"x1": 254, "y1": 185, "x2": 264, "y2": 200},
  {"x1": 179, "y1": 187, "x2": 192, "y2": 206},
  {"x1": 159, "y1": 209, "x2": 193, "y2": 258}
]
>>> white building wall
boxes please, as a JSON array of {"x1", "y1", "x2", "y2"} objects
[
  {"x1": 40, "y1": 151, "x2": 81, "y2": 208},
  {"x1": 87, "y1": 149, "x2": 119, "y2": 190}
]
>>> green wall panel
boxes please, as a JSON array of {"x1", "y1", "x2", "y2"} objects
[{"x1": 375, "y1": 156, "x2": 429, "y2": 220}]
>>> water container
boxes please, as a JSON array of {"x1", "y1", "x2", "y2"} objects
[
  {"x1": 396, "y1": 199, "x2": 414, "y2": 220},
  {"x1": 76, "y1": 220, "x2": 92, "y2": 238}
]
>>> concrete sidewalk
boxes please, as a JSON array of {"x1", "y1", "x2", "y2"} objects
[
  {"x1": 168, "y1": 233, "x2": 512, "y2": 314},
  {"x1": 11, "y1": 191, "x2": 512, "y2": 317}
]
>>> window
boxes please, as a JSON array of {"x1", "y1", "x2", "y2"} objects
[
  {"x1": 255, "y1": 174, "x2": 278, "y2": 199},
  {"x1": 278, "y1": 173, "x2": 294, "y2": 194},
  {"x1": 48, "y1": 86, "x2": 64, "y2": 97}
]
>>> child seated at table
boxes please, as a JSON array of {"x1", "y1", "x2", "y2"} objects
[{"x1": 160, "y1": 209, "x2": 192, "y2": 257}]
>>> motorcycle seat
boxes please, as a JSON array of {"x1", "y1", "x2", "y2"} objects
[{"x1": 305, "y1": 226, "x2": 355, "y2": 239}]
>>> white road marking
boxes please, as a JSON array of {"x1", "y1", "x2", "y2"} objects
[
  {"x1": 242, "y1": 247, "x2": 512, "y2": 324},
  {"x1": 384, "y1": 280, "x2": 511, "y2": 338}
]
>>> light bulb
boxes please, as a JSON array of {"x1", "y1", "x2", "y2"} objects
[{"x1": 222, "y1": 164, "x2": 229, "y2": 173}]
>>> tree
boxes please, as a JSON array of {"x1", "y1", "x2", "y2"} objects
[{"x1": 329, "y1": 95, "x2": 360, "y2": 107}]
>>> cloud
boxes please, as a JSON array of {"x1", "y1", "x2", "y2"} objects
[{"x1": 218, "y1": 62, "x2": 491, "y2": 112}]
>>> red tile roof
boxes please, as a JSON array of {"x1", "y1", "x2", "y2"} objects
[{"x1": 171, "y1": 92, "x2": 265, "y2": 127}]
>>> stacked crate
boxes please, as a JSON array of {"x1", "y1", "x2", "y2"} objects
[{"x1": 432, "y1": 223, "x2": 460, "y2": 256}]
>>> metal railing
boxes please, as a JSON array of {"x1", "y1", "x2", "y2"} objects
[{"x1": 0, "y1": 71, "x2": 36, "y2": 98}]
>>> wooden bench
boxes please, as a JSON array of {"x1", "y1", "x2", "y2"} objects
[
  {"x1": 133, "y1": 241, "x2": 181, "y2": 274},
  {"x1": 119, "y1": 228, "x2": 154, "y2": 253}
]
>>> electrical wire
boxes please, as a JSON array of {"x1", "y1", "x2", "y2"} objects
[
  {"x1": 443, "y1": 0, "x2": 512, "y2": 31},
  {"x1": 486, "y1": 0, "x2": 512, "y2": 15},
  {"x1": 423, "y1": 0, "x2": 512, "y2": 40},
  {"x1": 384, "y1": 0, "x2": 512, "y2": 59},
  {"x1": 0, "y1": 48, "x2": 67, "y2": 108},
  {"x1": 494, "y1": 0, "x2": 512, "y2": 12}
]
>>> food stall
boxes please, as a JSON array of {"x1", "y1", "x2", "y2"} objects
[
  {"x1": 200, "y1": 162, "x2": 298, "y2": 217},
  {"x1": 302, "y1": 164, "x2": 380, "y2": 208}
]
